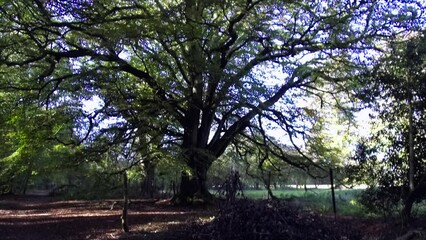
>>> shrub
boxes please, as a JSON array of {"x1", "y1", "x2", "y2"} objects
[
  {"x1": 192, "y1": 199, "x2": 361, "y2": 240},
  {"x1": 358, "y1": 187, "x2": 402, "y2": 217}
]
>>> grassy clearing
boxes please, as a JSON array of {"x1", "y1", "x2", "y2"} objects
[
  {"x1": 215, "y1": 188, "x2": 426, "y2": 218},
  {"x1": 242, "y1": 188, "x2": 368, "y2": 217}
]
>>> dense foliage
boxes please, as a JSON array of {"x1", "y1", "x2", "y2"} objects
[{"x1": 348, "y1": 32, "x2": 426, "y2": 219}]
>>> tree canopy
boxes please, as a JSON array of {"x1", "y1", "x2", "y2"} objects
[{"x1": 0, "y1": 0, "x2": 424, "y2": 197}]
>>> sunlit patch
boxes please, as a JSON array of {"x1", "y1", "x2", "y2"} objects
[
  {"x1": 9, "y1": 213, "x2": 52, "y2": 217},
  {"x1": 130, "y1": 211, "x2": 189, "y2": 215},
  {"x1": 199, "y1": 216, "x2": 215, "y2": 224},
  {"x1": 0, "y1": 219, "x2": 60, "y2": 226},
  {"x1": 139, "y1": 221, "x2": 186, "y2": 233},
  {"x1": 0, "y1": 199, "x2": 217, "y2": 239},
  {"x1": 0, "y1": 210, "x2": 119, "y2": 219},
  {"x1": 129, "y1": 215, "x2": 216, "y2": 235}
]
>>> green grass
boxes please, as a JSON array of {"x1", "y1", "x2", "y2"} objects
[
  {"x1": 242, "y1": 188, "x2": 368, "y2": 217},
  {"x1": 232, "y1": 188, "x2": 426, "y2": 218},
  {"x1": 215, "y1": 188, "x2": 426, "y2": 218}
]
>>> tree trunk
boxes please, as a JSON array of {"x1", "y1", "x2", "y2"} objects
[
  {"x1": 22, "y1": 161, "x2": 34, "y2": 195},
  {"x1": 121, "y1": 171, "x2": 129, "y2": 233},
  {"x1": 194, "y1": 164, "x2": 211, "y2": 197},
  {"x1": 141, "y1": 160, "x2": 156, "y2": 198},
  {"x1": 174, "y1": 154, "x2": 213, "y2": 204},
  {"x1": 264, "y1": 171, "x2": 277, "y2": 200},
  {"x1": 408, "y1": 98, "x2": 415, "y2": 192},
  {"x1": 402, "y1": 175, "x2": 426, "y2": 225},
  {"x1": 188, "y1": 153, "x2": 213, "y2": 195},
  {"x1": 330, "y1": 168, "x2": 337, "y2": 220},
  {"x1": 21, "y1": 170, "x2": 31, "y2": 195},
  {"x1": 402, "y1": 98, "x2": 415, "y2": 224},
  {"x1": 402, "y1": 193, "x2": 415, "y2": 226}
]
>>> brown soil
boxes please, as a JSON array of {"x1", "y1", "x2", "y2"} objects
[
  {"x1": 0, "y1": 196, "x2": 214, "y2": 240},
  {"x1": 1, "y1": 196, "x2": 424, "y2": 240}
]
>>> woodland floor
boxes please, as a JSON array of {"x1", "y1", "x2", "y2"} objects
[
  {"x1": 0, "y1": 195, "x2": 425, "y2": 240},
  {"x1": 0, "y1": 195, "x2": 215, "y2": 240}
]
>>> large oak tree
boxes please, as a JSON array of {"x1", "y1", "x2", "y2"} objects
[{"x1": 0, "y1": 0, "x2": 422, "y2": 197}]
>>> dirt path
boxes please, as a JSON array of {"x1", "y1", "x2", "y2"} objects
[{"x1": 0, "y1": 196, "x2": 214, "y2": 240}]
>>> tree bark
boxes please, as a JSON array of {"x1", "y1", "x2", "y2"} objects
[
  {"x1": 22, "y1": 160, "x2": 34, "y2": 195},
  {"x1": 264, "y1": 171, "x2": 277, "y2": 200},
  {"x1": 402, "y1": 97, "x2": 415, "y2": 224},
  {"x1": 402, "y1": 193, "x2": 415, "y2": 226},
  {"x1": 21, "y1": 170, "x2": 31, "y2": 195},
  {"x1": 141, "y1": 160, "x2": 156, "y2": 198},
  {"x1": 190, "y1": 155, "x2": 214, "y2": 198},
  {"x1": 330, "y1": 168, "x2": 337, "y2": 220},
  {"x1": 174, "y1": 154, "x2": 213, "y2": 204},
  {"x1": 121, "y1": 171, "x2": 129, "y2": 233},
  {"x1": 402, "y1": 175, "x2": 426, "y2": 225},
  {"x1": 408, "y1": 98, "x2": 415, "y2": 192}
]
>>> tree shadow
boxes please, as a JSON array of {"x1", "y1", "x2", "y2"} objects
[{"x1": 0, "y1": 197, "x2": 215, "y2": 240}]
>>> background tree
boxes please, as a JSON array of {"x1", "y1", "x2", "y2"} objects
[
  {"x1": 351, "y1": 31, "x2": 426, "y2": 221},
  {"x1": 0, "y1": 99, "x2": 79, "y2": 194},
  {"x1": 0, "y1": 0, "x2": 422, "y2": 199}
]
